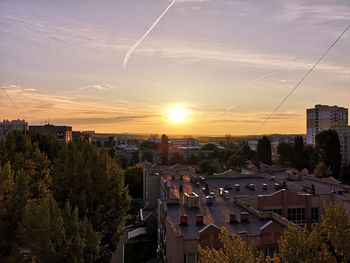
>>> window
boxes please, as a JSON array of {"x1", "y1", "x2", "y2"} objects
[
  {"x1": 266, "y1": 247, "x2": 278, "y2": 261},
  {"x1": 311, "y1": 207, "x2": 319, "y2": 224},
  {"x1": 184, "y1": 253, "x2": 197, "y2": 263},
  {"x1": 288, "y1": 208, "x2": 305, "y2": 225},
  {"x1": 263, "y1": 208, "x2": 282, "y2": 216}
]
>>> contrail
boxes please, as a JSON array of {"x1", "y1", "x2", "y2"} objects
[{"x1": 123, "y1": 0, "x2": 177, "y2": 69}]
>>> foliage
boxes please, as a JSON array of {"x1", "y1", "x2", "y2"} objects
[
  {"x1": 19, "y1": 195, "x2": 101, "y2": 263},
  {"x1": 198, "y1": 228, "x2": 275, "y2": 263},
  {"x1": 160, "y1": 134, "x2": 170, "y2": 165},
  {"x1": 293, "y1": 136, "x2": 304, "y2": 171},
  {"x1": 316, "y1": 129, "x2": 341, "y2": 177},
  {"x1": 279, "y1": 202, "x2": 350, "y2": 263},
  {"x1": 198, "y1": 159, "x2": 216, "y2": 175},
  {"x1": 0, "y1": 131, "x2": 130, "y2": 262},
  {"x1": 314, "y1": 162, "x2": 333, "y2": 178},
  {"x1": 52, "y1": 140, "x2": 130, "y2": 252},
  {"x1": 169, "y1": 152, "x2": 186, "y2": 165},
  {"x1": 141, "y1": 150, "x2": 153, "y2": 162},
  {"x1": 257, "y1": 136, "x2": 272, "y2": 165},
  {"x1": 124, "y1": 166, "x2": 143, "y2": 199},
  {"x1": 201, "y1": 143, "x2": 217, "y2": 151},
  {"x1": 1, "y1": 130, "x2": 52, "y2": 199},
  {"x1": 277, "y1": 142, "x2": 293, "y2": 165},
  {"x1": 227, "y1": 155, "x2": 245, "y2": 171}
]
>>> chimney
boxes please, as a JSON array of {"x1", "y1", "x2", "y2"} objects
[
  {"x1": 229, "y1": 213, "x2": 238, "y2": 224},
  {"x1": 180, "y1": 215, "x2": 188, "y2": 225},
  {"x1": 196, "y1": 214, "x2": 204, "y2": 225},
  {"x1": 240, "y1": 212, "x2": 249, "y2": 223}
]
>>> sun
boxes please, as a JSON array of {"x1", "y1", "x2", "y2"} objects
[{"x1": 167, "y1": 107, "x2": 190, "y2": 124}]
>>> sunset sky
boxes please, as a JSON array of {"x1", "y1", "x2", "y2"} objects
[{"x1": 0, "y1": 0, "x2": 349, "y2": 135}]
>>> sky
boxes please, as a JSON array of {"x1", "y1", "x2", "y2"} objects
[{"x1": 0, "y1": 0, "x2": 349, "y2": 135}]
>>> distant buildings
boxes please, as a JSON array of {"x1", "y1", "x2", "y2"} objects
[
  {"x1": 0, "y1": 119, "x2": 28, "y2": 138},
  {"x1": 29, "y1": 124, "x2": 72, "y2": 143},
  {"x1": 306, "y1": 104, "x2": 348, "y2": 145},
  {"x1": 334, "y1": 126, "x2": 350, "y2": 166}
]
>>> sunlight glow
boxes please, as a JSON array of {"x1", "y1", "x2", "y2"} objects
[{"x1": 167, "y1": 107, "x2": 190, "y2": 124}]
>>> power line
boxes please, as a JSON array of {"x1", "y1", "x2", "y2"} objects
[
  {"x1": 234, "y1": 23, "x2": 350, "y2": 156},
  {"x1": 1, "y1": 86, "x2": 26, "y2": 120}
]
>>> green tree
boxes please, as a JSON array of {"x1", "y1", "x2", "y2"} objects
[
  {"x1": 124, "y1": 167, "x2": 143, "y2": 199},
  {"x1": 279, "y1": 202, "x2": 350, "y2": 263},
  {"x1": 303, "y1": 145, "x2": 319, "y2": 173},
  {"x1": 169, "y1": 152, "x2": 186, "y2": 165},
  {"x1": 314, "y1": 162, "x2": 332, "y2": 178},
  {"x1": 160, "y1": 134, "x2": 170, "y2": 165},
  {"x1": 198, "y1": 227, "x2": 276, "y2": 263},
  {"x1": 52, "y1": 140, "x2": 130, "y2": 254},
  {"x1": 293, "y1": 136, "x2": 304, "y2": 170},
  {"x1": 198, "y1": 159, "x2": 216, "y2": 175},
  {"x1": 227, "y1": 155, "x2": 245, "y2": 171},
  {"x1": 1, "y1": 130, "x2": 52, "y2": 199},
  {"x1": 257, "y1": 136, "x2": 272, "y2": 165},
  {"x1": 316, "y1": 130, "x2": 341, "y2": 178},
  {"x1": 19, "y1": 195, "x2": 100, "y2": 263},
  {"x1": 277, "y1": 142, "x2": 293, "y2": 165}
]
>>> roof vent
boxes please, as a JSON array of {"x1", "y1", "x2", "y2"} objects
[
  {"x1": 229, "y1": 213, "x2": 238, "y2": 224},
  {"x1": 240, "y1": 212, "x2": 249, "y2": 223},
  {"x1": 180, "y1": 215, "x2": 188, "y2": 225},
  {"x1": 196, "y1": 215, "x2": 204, "y2": 225}
]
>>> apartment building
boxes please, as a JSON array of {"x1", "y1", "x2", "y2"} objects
[
  {"x1": 306, "y1": 104, "x2": 348, "y2": 145},
  {"x1": 29, "y1": 124, "x2": 72, "y2": 143},
  {"x1": 0, "y1": 119, "x2": 28, "y2": 138},
  {"x1": 334, "y1": 126, "x2": 350, "y2": 166},
  {"x1": 140, "y1": 163, "x2": 350, "y2": 263}
]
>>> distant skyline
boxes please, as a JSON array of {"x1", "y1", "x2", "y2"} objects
[{"x1": 0, "y1": 0, "x2": 349, "y2": 135}]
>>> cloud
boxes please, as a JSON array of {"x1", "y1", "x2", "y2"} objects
[{"x1": 79, "y1": 84, "x2": 117, "y2": 91}]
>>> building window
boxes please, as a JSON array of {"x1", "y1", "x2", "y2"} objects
[
  {"x1": 311, "y1": 207, "x2": 319, "y2": 224},
  {"x1": 184, "y1": 253, "x2": 197, "y2": 263},
  {"x1": 288, "y1": 208, "x2": 305, "y2": 225},
  {"x1": 266, "y1": 247, "x2": 278, "y2": 261},
  {"x1": 263, "y1": 208, "x2": 282, "y2": 216}
]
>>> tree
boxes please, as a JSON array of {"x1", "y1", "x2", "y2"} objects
[
  {"x1": 293, "y1": 136, "x2": 304, "y2": 170},
  {"x1": 52, "y1": 140, "x2": 130, "y2": 255},
  {"x1": 124, "y1": 167, "x2": 143, "y2": 199},
  {"x1": 201, "y1": 143, "x2": 217, "y2": 151},
  {"x1": 169, "y1": 152, "x2": 186, "y2": 165},
  {"x1": 227, "y1": 155, "x2": 245, "y2": 171},
  {"x1": 314, "y1": 162, "x2": 332, "y2": 178},
  {"x1": 141, "y1": 150, "x2": 153, "y2": 162},
  {"x1": 257, "y1": 136, "x2": 272, "y2": 165},
  {"x1": 303, "y1": 145, "x2": 319, "y2": 173},
  {"x1": 316, "y1": 130, "x2": 341, "y2": 178},
  {"x1": 160, "y1": 134, "x2": 170, "y2": 165},
  {"x1": 277, "y1": 142, "x2": 293, "y2": 165},
  {"x1": 279, "y1": 202, "x2": 350, "y2": 263},
  {"x1": 198, "y1": 159, "x2": 216, "y2": 175},
  {"x1": 1, "y1": 130, "x2": 52, "y2": 199},
  {"x1": 198, "y1": 227, "x2": 276, "y2": 263},
  {"x1": 19, "y1": 195, "x2": 101, "y2": 263}
]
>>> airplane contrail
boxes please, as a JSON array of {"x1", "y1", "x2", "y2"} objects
[{"x1": 123, "y1": 0, "x2": 177, "y2": 69}]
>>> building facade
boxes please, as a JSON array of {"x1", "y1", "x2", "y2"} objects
[
  {"x1": 0, "y1": 119, "x2": 28, "y2": 138},
  {"x1": 306, "y1": 104, "x2": 348, "y2": 145},
  {"x1": 29, "y1": 124, "x2": 72, "y2": 142},
  {"x1": 334, "y1": 126, "x2": 350, "y2": 166}
]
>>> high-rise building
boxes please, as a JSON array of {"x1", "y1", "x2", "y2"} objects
[
  {"x1": 0, "y1": 119, "x2": 28, "y2": 138},
  {"x1": 306, "y1": 104, "x2": 348, "y2": 145},
  {"x1": 334, "y1": 126, "x2": 350, "y2": 166},
  {"x1": 29, "y1": 124, "x2": 72, "y2": 143}
]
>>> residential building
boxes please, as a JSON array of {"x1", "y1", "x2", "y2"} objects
[
  {"x1": 334, "y1": 126, "x2": 350, "y2": 166},
  {"x1": 139, "y1": 163, "x2": 350, "y2": 263},
  {"x1": 306, "y1": 104, "x2": 348, "y2": 145},
  {"x1": 0, "y1": 119, "x2": 28, "y2": 138},
  {"x1": 29, "y1": 124, "x2": 72, "y2": 142}
]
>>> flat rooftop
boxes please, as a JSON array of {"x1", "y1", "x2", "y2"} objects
[{"x1": 162, "y1": 171, "x2": 350, "y2": 239}]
